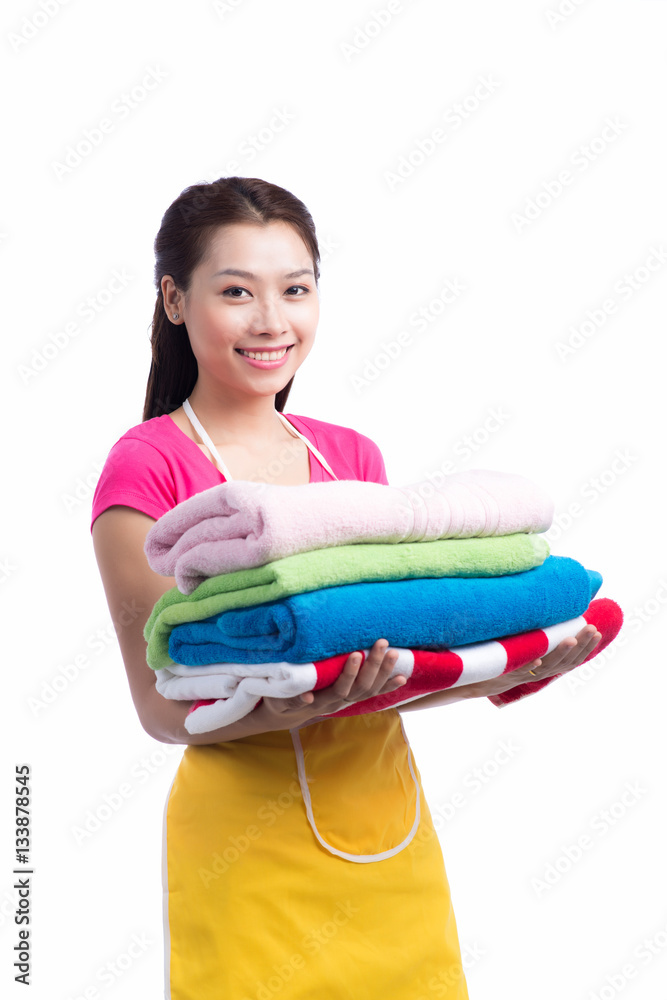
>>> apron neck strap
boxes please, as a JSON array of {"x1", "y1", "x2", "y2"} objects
[{"x1": 182, "y1": 397, "x2": 338, "y2": 482}]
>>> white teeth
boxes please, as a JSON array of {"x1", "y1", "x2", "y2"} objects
[{"x1": 240, "y1": 348, "x2": 288, "y2": 360}]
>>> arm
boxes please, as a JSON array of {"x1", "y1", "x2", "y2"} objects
[
  {"x1": 92, "y1": 506, "x2": 409, "y2": 742},
  {"x1": 396, "y1": 626, "x2": 602, "y2": 713},
  {"x1": 92, "y1": 505, "x2": 296, "y2": 744}
]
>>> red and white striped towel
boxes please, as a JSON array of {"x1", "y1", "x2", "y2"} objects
[{"x1": 169, "y1": 598, "x2": 622, "y2": 733}]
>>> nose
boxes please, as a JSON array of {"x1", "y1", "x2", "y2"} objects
[{"x1": 248, "y1": 294, "x2": 288, "y2": 338}]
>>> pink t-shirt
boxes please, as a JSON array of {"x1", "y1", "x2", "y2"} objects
[{"x1": 90, "y1": 412, "x2": 389, "y2": 531}]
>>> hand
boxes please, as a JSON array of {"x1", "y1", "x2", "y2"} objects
[
  {"x1": 256, "y1": 639, "x2": 407, "y2": 729},
  {"x1": 452, "y1": 623, "x2": 603, "y2": 701}
]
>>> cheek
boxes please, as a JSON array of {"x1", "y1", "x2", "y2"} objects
[
  {"x1": 301, "y1": 300, "x2": 320, "y2": 334},
  {"x1": 185, "y1": 325, "x2": 228, "y2": 367},
  {"x1": 188, "y1": 304, "x2": 240, "y2": 347}
]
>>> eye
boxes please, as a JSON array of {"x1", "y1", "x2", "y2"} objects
[{"x1": 221, "y1": 285, "x2": 310, "y2": 298}]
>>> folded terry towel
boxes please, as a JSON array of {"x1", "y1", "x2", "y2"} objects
[
  {"x1": 144, "y1": 533, "x2": 550, "y2": 670},
  {"x1": 144, "y1": 470, "x2": 554, "y2": 592},
  {"x1": 167, "y1": 555, "x2": 602, "y2": 666},
  {"x1": 173, "y1": 599, "x2": 622, "y2": 733}
]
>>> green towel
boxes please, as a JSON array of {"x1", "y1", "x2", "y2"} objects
[{"x1": 144, "y1": 533, "x2": 549, "y2": 670}]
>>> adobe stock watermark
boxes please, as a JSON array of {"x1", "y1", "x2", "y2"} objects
[
  {"x1": 317, "y1": 233, "x2": 340, "y2": 266},
  {"x1": 531, "y1": 779, "x2": 648, "y2": 897},
  {"x1": 511, "y1": 117, "x2": 628, "y2": 233},
  {"x1": 245, "y1": 439, "x2": 304, "y2": 485},
  {"x1": 350, "y1": 276, "x2": 466, "y2": 392},
  {"x1": 412, "y1": 940, "x2": 485, "y2": 999},
  {"x1": 385, "y1": 74, "x2": 502, "y2": 190},
  {"x1": 431, "y1": 739, "x2": 521, "y2": 830},
  {"x1": 585, "y1": 914, "x2": 667, "y2": 1000},
  {"x1": 70, "y1": 745, "x2": 182, "y2": 846},
  {"x1": 0, "y1": 883, "x2": 23, "y2": 930},
  {"x1": 240, "y1": 899, "x2": 359, "y2": 1000},
  {"x1": 566, "y1": 628, "x2": 628, "y2": 695},
  {"x1": 545, "y1": 0, "x2": 592, "y2": 29},
  {"x1": 184, "y1": 109, "x2": 297, "y2": 219},
  {"x1": 17, "y1": 268, "x2": 133, "y2": 385},
  {"x1": 555, "y1": 245, "x2": 667, "y2": 361},
  {"x1": 63, "y1": 932, "x2": 152, "y2": 999},
  {"x1": 394, "y1": 405, "x2": 512, "y2": 517},
  {"x1": 567, "y1": 577, "x2": 667, "y2": 695},
  {"x1": 339, "y1": 0, "x2": 404, "y2": 63},
  {"x1": 61, "y1": 459, "x2": 106, "y2": 514},
  {"x1": 27, "y1": 600, "x2": 145, "y2": 717},
  {"x1": 212, "y1": 0, "x2": 248, "y2": 17},
  {"x1": 407, "y1": 739, "x2": 521, "y2": 859},
  {"x1": 0, "y1": 557, "x2": 17, "y2": 584},
  {"x1": 544, "y1": 447, "x2": 638, "y2": 545},
  {"x1": 198, "y1": 775, "x2": 303, "y2": 887},
  {"x1": 51, "y1": 66, "x2": 168, "y2": 180},
  {"x1": 8, "y1": 0, "x2": 72, "y2": 53}
]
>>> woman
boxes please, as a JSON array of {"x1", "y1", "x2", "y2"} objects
[{"x1": 91, "y1": 176, "x2": 601, "y2": 999}]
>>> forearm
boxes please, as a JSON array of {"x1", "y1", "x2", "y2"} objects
[{"x1": 395, "y1": 686, "x2": 473, "y2": 713}]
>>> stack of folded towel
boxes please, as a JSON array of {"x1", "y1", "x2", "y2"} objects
[{"x1": 143, "y1": 472, "x2": 623, "y2": 733}]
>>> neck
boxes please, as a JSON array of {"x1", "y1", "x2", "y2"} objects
[{"x1": 186, "y1": 376, "x2": 288, "y2": 447}]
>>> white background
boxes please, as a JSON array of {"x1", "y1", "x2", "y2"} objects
[{"x1": 3, "y1": 1, "x2": 667, "y2": 998}]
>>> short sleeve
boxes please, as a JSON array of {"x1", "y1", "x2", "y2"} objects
[
  {"x1": 90, "y1": 436, "x2": 177, "y2": 532},
  {"x1": 357, "y1": 433, "x2": 389, "y2": 486}
]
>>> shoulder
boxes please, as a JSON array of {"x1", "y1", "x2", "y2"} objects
[
  {"x1": 91, "y1": 415, "x2": 215, "y2": 532},
  {"x1": 284, "y1": 412, "x2": 374, "y2": 444},
  {"x1": 91, "y1": 417, "x2": 176, "y2": 529},
  {"x1": 284, "y1": 412, "x2": 389, "y2": 485},
  {"x1": 99, "y1": 415, "x2": 182, "y2": 475}
]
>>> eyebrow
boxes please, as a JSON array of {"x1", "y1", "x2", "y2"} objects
[{"x1": 211, "y1": 267, "x2": 315, "y2": 280}]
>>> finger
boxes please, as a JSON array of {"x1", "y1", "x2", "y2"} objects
[
  {"x1": 265, "y1": 691, "x2": 314, "y2": 715},
  {"x1": 365, "y1": 647, "x2": 402, "y2": 696},
  {"x1": 329, "y1": 650, "x2": 365, "y2": 702},
  {"x1": 540, "y1": 628, "x2": 602, "y2": 677},
  {"x1": 578, "y1": 625, "x2": 602, "y2": 648},
  {"x1": 338, "y1": 650, "x2": 364, "y2": 684},
  {"x1": 557, "y1": 628, "x2": 601, "y2": 669},
  {"x1": 339, "y1": 644, "x2": 406, "y2": 704},
  {"x1": 350, "y1": 640, "x2": 391, "y2": 697},
  {"x1": 367, "y1": 638, "x2": 389, "y2": 662},
  {"x1": 352, "y1": 646, "x2": 391, "y2": 698},
  {"x1": 542, "y1": 636, "x2": 579, "y2": 672},
  {"x1": 568, "y1": 628, "x2": 602, "y2": 666}
]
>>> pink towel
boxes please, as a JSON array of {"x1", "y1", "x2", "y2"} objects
[
  {"x1": 145, "y1": 470, "x2": 554, "y2": 593},
  {"x1": 163, "y1": 598, "x2": 622, "y2": 733}
]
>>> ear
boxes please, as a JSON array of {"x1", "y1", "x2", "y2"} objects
[{"x1": 161, "y1": 275, "x2": 184, "y2": 323}]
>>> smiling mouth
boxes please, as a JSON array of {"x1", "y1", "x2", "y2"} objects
[{"x1": 235, "y1": 345, "x2": 294, "y2": 361}]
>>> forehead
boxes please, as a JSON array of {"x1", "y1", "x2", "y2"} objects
[{"x1": 201, "y1": 222, "x2": 310, "y2": 267}]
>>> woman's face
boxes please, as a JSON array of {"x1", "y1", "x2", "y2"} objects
[{"x1": 172, "y1": 222, "x2": 319, "y2": 400}]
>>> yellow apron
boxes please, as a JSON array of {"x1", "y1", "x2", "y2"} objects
[{"x1": 162, "y1": 709, "x2": 469, "y2": 999}]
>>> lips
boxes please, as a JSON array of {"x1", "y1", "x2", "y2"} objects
[
  {"x1": 235, "y1": 344, "x2": 294, "y2": 360},
  {"x1": 234, "y1": 344, "x2": 295, "y2": 369}
]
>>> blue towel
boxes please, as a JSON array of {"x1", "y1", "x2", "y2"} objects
[{"x1": 168, "y1": 555, "x2": 603, "y2": 666}]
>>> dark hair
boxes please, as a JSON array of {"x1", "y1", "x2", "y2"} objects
[{"x1": 142, "y1": 176, "x2": 321, "y2": 421}]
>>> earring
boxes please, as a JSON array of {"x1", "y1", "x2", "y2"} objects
[{"x1": 172, "y1": 313, "x2": 179, "y2": 320}]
